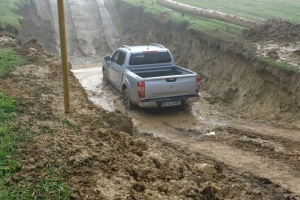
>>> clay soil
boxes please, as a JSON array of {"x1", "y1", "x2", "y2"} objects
[{"x1": 1, "y1": 0, "x2": 300, "y2": 199}]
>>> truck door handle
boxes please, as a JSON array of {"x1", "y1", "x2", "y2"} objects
[{"x1": 166, "y1": 78, "x2": 177, "y2": 82}]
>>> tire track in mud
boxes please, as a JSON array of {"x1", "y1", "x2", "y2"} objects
[
  {"x1": 191, "y1": 142, "x2": 300, "y2": 194},
  {"x1": 94, "y1": 0, "x2": 120, "y2": 51},
  {"x1": 44, "y1": 0, "x2": 117, "y2": 65},
  {"x1": 158, "y1": 121, "x2": 300, "y2": 194},
  {"x1": 71, "y1": 64, "x2": 121, "y2": 111},
  {"x1": 65, "y1": 0, "x2": 108, "y2": 64}
]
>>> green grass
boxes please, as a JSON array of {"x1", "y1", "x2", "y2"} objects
[
  {"x1": 0, "y1": 92, "x2": 21, "y2": 199},
  {"x1": 0, "y1": 93, "x2": 18, "y2": 122},
  {"x1": 0, "y1": 0, "x2": 29, "y2": 31},
  {"x1": 175, "y1": 0, "x2": 300, "y2": 23},
  {"x1": 258, "y1": 57, "x2": 300, "y2": 73},
  {"x1": 0, "y1": 48, "x2": 28, "y2": 77},
  {"x1": 2, "y1": 167, "x2": 71, "y2": 200}
]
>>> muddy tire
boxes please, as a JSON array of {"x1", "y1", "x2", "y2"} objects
[
  {"x1": 179, "y1": 103, "x2": 188, "y2": 111},
  {"x1": 102, "y1": 68, "x2": 109, "y2": 85},
  {"x1": 123, "y1": 88, "x2": 136, "y2": 110}
]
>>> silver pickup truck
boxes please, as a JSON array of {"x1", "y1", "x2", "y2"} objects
[{"x1": 102, "y1": 43, "x2": 200, "y2": 109}]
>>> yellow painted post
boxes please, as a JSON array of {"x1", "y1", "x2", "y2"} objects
[{"x1": 57, "y1": 0, "x2": 71, "y2": 113}]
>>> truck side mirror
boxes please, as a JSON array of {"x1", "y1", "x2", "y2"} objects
[{"x1": 104, "y1": 56, "x2": 111, "y2": 61}]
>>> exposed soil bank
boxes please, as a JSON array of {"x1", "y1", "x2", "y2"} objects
[
  {"x1": 116, "y1": 1, "x2": 300, "y2": 128},
  {"x1": 18, "y1": 0, "x2": 58, "y2": 55}
]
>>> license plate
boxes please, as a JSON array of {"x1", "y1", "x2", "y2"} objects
[{"x1": 162, "y1": 101, "x2": 181, "y2": 107}]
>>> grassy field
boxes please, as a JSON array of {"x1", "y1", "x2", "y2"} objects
[
  {"x1": 175, "y1": 0, "x2": 300, "y2": 23},
  {"x1": 121, "y1": 0, "x2": 300, "y2": 38},
  {"x1": 0, "y1": 0, "x2": 29, "y2": 31}
]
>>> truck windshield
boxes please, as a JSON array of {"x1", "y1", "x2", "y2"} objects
[{"x1": 129, "y1": 52, "x2": 171, "y2": 65}]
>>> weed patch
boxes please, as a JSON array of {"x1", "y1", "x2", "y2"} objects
[
  {"x1": 4, "y1": 167, "x2": 70, "y2": 200},
  {"x1": 0, "y1": 48, "x2": 28, "y2": 77},
  {"x1": 258, "y1": 57, "x2": 300, "y2": 73}
]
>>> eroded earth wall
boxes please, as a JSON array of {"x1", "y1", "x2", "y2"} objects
[
  {"x1": 18, "y1": 0, "x2": 58, "y2": 55},
  {"x1": 116, "y1": 1, "x2": 300, "y2": 125}
]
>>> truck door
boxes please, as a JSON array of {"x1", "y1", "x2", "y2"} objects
[
  {"x1": 109, "y1": 50, "x2": 126, "y2": 91},
  {"x1": 109, "y1": 51, "x2": 120, "y2": 88},
  {"x1": 114, "y1": 51, "x2": 126, "y2": 91}
]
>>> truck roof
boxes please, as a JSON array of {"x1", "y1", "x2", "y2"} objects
[{"x1": 120, "y1": 44, "x2": 168, "y2": 52}]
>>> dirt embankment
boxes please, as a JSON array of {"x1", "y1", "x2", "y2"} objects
[
  {"x1": 18, "y1": 0, "x2": 58, "y2": 55},
  {"x1": 115, "y1": 1, "x2": 300, "y2": 128}
]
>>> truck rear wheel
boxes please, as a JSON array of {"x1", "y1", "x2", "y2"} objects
[
  {"x1": 102, "y1": 68, "x2": 109, "y2": 85},
  {"x1": 123, "y1": 88, "x2": 136, "y2": 110}
]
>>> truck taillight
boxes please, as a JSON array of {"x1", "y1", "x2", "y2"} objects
[
  {"x1": 196, "y1": 77, "x2": 200, "y2": 93},
  {"x1": 138, "y1": 81, "x2": 145, "y2": 98}
]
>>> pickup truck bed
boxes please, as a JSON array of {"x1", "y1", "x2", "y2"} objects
[{"x1": 130, "y1": 66, "x2": 189, "y2": 78}]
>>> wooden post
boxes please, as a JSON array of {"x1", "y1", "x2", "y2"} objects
[{"x1": 57, "y1": 0, "x2": 71, "y2": 113}]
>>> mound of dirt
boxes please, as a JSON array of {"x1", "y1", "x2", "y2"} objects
[
  {"x1": 245, "y1": 19, "x2": 300, "y2": 72},
  {"x1": 245, "y1": 19, "x2": 300, "y2": 43},
  {"x1": 1, "y1": 36, "x2": 297, "y2": 199}
]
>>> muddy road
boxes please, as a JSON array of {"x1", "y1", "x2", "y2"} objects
[
  {"x1": 72, "y1": 64, "x2": 300, "y2": 195},
  {"x1": 18, "y1": 0, "x2": 300, "y2": 197}
]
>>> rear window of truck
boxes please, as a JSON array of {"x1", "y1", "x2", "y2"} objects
[{"x1": 129, "y1": 52, "x2": 171, "y2": 65}]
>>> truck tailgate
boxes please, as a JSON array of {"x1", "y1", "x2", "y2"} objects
[{"x1": 145, "y1": 75, "x2": 196, "y2": 99}]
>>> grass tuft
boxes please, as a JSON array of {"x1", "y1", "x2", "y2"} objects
[
  {"x1": 5, "y1": 167, "x2": 71, "y2": 200},
  {"x1": 257, "y1": 57, "x2": 300, "y2": 73},
  {"x1": 0, "y1": 48, "x2": 28, "y2": 77},
  {"x1": 0, "y1": 93, "x2": 18, "y2": 122}
]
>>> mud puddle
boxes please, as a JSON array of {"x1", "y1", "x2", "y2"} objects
[{"x1": 71, "y1": 64, "x2": 226, "y2": 136}]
